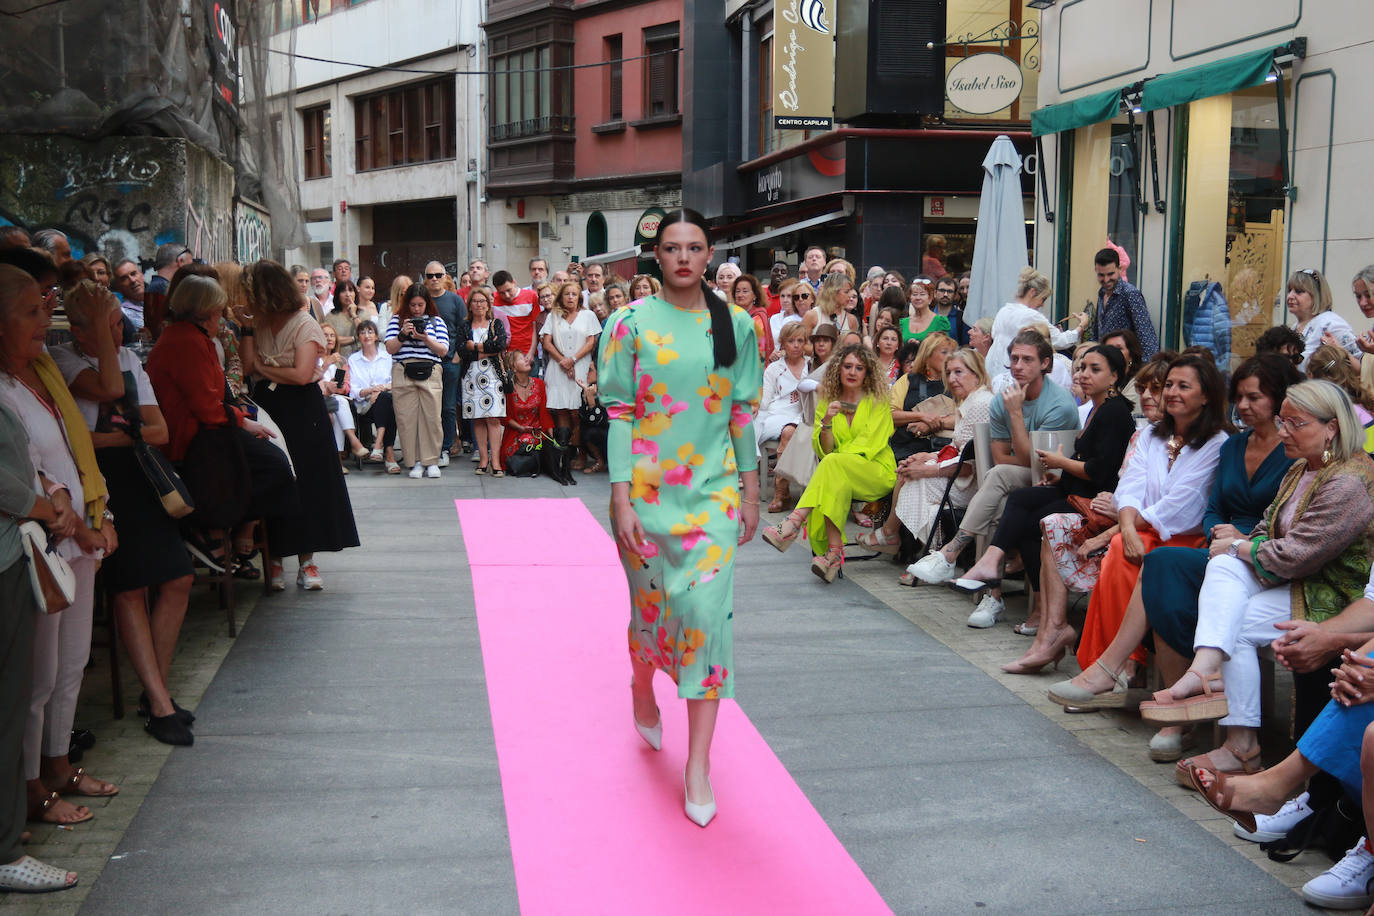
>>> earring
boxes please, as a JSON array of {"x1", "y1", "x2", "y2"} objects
[
  {"x1": 1106, "y1": 385, "x2": 1118, "y2": 399},
  {"x1": 1322, "y1": 442, "x2": 1334, "y2": 466}
]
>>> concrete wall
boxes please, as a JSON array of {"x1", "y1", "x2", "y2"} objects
[{"x1": 0, "y1": 135, "x2": 235, "y2": 266}]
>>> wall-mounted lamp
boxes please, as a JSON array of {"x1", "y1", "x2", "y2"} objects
[{"x1": 1027, "y1": 0, "x2": 1056, "y2": 8}]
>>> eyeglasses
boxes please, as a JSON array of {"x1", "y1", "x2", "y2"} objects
[
  {"x1": 425, "y1": 272, "x2": 445, "y2": 280},
  {"x1": 1274, "y1": 415, "x2": 1319, "y2": 434}
]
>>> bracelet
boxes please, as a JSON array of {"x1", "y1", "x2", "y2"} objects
[
  {"x1": 45, "y1": 481, "x2": 68, "y2": 498},
  {"x1": 820, "y1": 424, "x2": 832, "y2": 430},
  {"x1": 240, "y1": 328, "x2": 254, "y2": 337},
  {"x1": 741, "y1": 497, "x2": 759, "y2": 505}
]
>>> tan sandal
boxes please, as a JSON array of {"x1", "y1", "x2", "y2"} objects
[
  {"x1": 1188, "y1": 765, "x2": 1257, "y2": 834},
  {"x1": 811, "y1": 547, "x2": 845, "y2": 583},
  {"x1": 856, "y1": 528, "x2": 899, "y2": 553},
  {"x1": 1175, "y1": 744, "x2": 1262, "y2": 788},
  {"x1": 1139, "y1": 670, "x2": 1228, "y2": 724},
  {"x1": 30, "y1": 792, "x2": 92, "y2": 825},
  {"x1": 53, "y1": 767, "x2": 117, "y2": 798}
]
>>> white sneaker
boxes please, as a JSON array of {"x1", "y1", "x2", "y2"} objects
[
  {"x1": 425, "y1": 465, "x2": 441, "y2": 479},
  {"x1": 438, "y1": 452, "x2": 450, "y2": 468},
  {"x1": 967, "y1": 595, "x2": 1004, "y2": 628},
  {"x1": 1235, "y1": 791, "x2": 1311, "y2": 842},
  {"x1": 296, "y1": 563, "x2": 323, "y2": 591},
  {"x1": 908, "y1": 551, "x2": 959, "y2": 584},
  {"x1": 408, "y1": 463, "x2": 423, "y2": 479},
  {"x1": 1302, "y1": 838, "x2": 1374, "y2": 909},
  {"x1": 470, "y1": 450, "x2": 481, "y2": 462}
]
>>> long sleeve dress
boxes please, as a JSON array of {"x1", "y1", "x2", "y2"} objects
[
  {"x1": 597, "y1": 296, "x2": 763, "y2": 700},
  {"x1": 795, "y1": 395, "x2": 896, "y2": 556}
]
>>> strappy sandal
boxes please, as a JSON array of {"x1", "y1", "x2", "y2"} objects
[
  {"x1": 856, "y1": 528, "x2": 900, "y2": 554},
  {"x1": 1013, "y1": 622, "x2": 1039, "y2": 637},
  {"x1": 30, "y1": 792, "x2": 92, "y2": 825},
  {"x1": 762, "y1": 513, "x2": 805, "y2": 552},
  {"x1": 1188, "y1": 765, "x2": 1257, "y2": 834},
  {"x1": 0, "y1": 855, "x2": 78, "y2": 893},
  {"x1": 54, "y1": 767, "x2": 117, "y2": 798},
  {"x1": 1139, "y1": 670, "x2": 1229, "y2": 724},
  {"x1": 811, "y1": 547, "x2": 845, "y2": 583},
  {"x1": 898, "y1": 571, "x2": 919, "y2": 587},
  {"x1": 1175, "y1": 744, "x2": 1262, "y2": 788}
]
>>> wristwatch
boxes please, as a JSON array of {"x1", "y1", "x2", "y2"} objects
[{"x1": 1228, "y1": 538, "x2": 1243, "y2": 558}]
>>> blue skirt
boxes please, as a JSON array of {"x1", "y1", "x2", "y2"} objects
[
  {"x1": 1141, "y1": 546, "x2": 1210, "y2": 656},
  {"x1": 1297, "y1": 687, "x2": 1374, "y2": 798}
]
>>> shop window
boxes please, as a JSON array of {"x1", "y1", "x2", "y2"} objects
[
  {"x1": 644, "y1": 25, "x2": 680, "y2": 118},
  {"x1": 606, "y1": 36, "x2": 623, "y2": 122},
  {"x1": 302, "y1": 105, "x2": 330, "y2": 180},
  {"x1": 1176, "y1": 85, "x2": 1287, "y2": 371},
  {"x1": 757, "y1": 29, "x2": 774, "y2": 156},
  {"x1": 354, "y1": 78, "x2": 456, "y2": 171},
  {"x1": 587, "y1": 212, "x2": 608, "y2": 257},
  {"x1": 1061, "y1": 114, "x2": 1142, "y2": 325},
  {"x1": 1106, "y1": 123, "x2": 1142, "y2": 270}
]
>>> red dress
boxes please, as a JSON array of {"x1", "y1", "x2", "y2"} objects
[{"x1": 500, "y1": 377, "x2": 553, "y2": 462}]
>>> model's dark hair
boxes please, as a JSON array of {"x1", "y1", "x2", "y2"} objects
[
  {"x1": 1101, "y1": 328, "x2": 1142, "y2": 372},
  {"x1": 1229, "y1": 353, "x2": 1302, "y2": 411},
  {"x1": 1153, "y1": 353, "x2": 1230, "y2": 448},
  {"x1": 657, "y1": 207, "x2": 737, "y2": 368},
  {"x1": 1084, "y1": 343, "x2": 1128, "y2": 387}
]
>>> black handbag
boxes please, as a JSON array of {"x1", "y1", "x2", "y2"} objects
[
  {"x1": 506, "y1": 437, "x2": 541, "y2": 477},
  {"x1": 403, "y1": 360, "x2": 435, "y2": 381},
  {"x1": 492, "y1": 352, "x2": 514, "y2": 395},
  {"x1": 133, "y1": 437, "x2": 195, "y2": 519},
  {"x1": 180, "y1": 403, "x2": 252, "y2": 529}
]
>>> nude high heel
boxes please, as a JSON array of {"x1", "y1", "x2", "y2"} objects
[{"x1": 1001, "y1": 627, "x2": 1076, "y2": 674}]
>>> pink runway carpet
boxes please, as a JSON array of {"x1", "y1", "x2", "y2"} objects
[{"x1": 456, "y1": 497, "x2": 891, "y2": 915}]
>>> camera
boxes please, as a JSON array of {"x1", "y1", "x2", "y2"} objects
[{"x1": 409, "y1": 316, "x2": 427, "y2": 336}]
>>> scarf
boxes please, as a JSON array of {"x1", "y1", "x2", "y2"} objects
[{"x1": 33, "y1": 352, "x2": 108, "y2": 527}]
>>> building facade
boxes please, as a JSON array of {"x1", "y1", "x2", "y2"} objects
[
  {"x1": 481, "y1": 0, "x2": 685, "y2": 280},
  {"x1": 1031, "y1": 0, "x2": 1372, "y2": 366},
  {"x1": 264, "y1": 0, "x2": 480, "y2": 288}
]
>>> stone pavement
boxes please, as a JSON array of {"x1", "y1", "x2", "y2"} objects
[{"x1": 0, "y1": 469, "x2": 1338, "y2": 914}]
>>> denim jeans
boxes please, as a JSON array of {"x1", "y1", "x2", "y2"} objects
[{"x1": 441, "y1": 360, "x2": 463, "y2": 454}]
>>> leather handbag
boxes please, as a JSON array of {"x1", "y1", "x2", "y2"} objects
[
  {"x1": 133, "y1": 438, "x2": 195, "y2": 519},
  {"x1": 18, "y1": 520, "x2": 76, "y2": 614},
  {"x1": 1067, "y1": 494, "x2": 1116, "y2": 535}
]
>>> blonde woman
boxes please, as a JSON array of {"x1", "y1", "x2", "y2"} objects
[
  {"x1": 757, "y1": 321, "x2": 811, "y2": 511},
  {"x1": 1289, "y1": 268, "x2": 1359, "y2": 370},
  {"x1": 801, "y1": 272, "x2": 859, "y2": 338},
  {"x1": 629, "y1": 273, "x2": 660, "y2": 300},
  {"x1": 986, "y1": 267, "x2": 1086, "y2": 378},
  {"x1": 382, "y1": 274, "x2": 411, "y2": 337},
  {"x1": 862, "y1": 349, "x2": 993, "y2": 566},
  {"x1": 762, "y1": 343, "x2": 896, "y2": 582},
  {"x1": 543, "y1": 280, "x2": 601, "y2": 468}
]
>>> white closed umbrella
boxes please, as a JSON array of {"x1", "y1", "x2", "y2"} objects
[{"x1": 963, "y1": 135, "x2": 1029, "y2": 326}]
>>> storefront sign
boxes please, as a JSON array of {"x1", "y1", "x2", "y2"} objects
[
  {"x1": 945, "y1": 53, "x2": 1023, "y2": 116},
  {"x1": 204, "y1": 0, "x2": 238, "y2": 109},
  {"x1": 633, "y1": 206, "x2": 667, "y2": 257},
  {"x1": 744, "y1": 142, "x2": 845, "y2": 211},
  {"x1": 773, "y1": 0, "x2": 834, "y2": 131}
]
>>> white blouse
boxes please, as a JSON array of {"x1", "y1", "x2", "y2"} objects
[
  {"x1": 1112, "y1": 423, "x2": 1228, "y2": 541},
  {"x1": 1298, "y1": 311, "x2": 1360, "y2": 371},
  {"x1": 0, "y1": 374, "x2": 90, "y2": 560},
  {"x1": 346, "y1": 348, "x2": 394, "y2": 408},
  {"x1": 986, "y1": 302, "x2": 1080, "y2": 379}
]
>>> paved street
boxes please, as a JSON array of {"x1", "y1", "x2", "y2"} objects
[{"x1": 2, "y1": 469, "x2": 1334, "y2": 914}]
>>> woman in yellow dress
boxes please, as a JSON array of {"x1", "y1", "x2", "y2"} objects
[{"x1": 762, "y1": 344, "x2": 896, "y2": 581}]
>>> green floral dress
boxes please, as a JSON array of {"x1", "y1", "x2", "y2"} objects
[{"x1": 598, "y1": 296, "x2": 763, "y2": 699}]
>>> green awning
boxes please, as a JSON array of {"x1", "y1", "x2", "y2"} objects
[
  {"x1": 1030, "y1": 87, "x2": 1124, "y2": 138},
  {"x1": 1141, "y1": 44, "x2": 1282, "y2": 112}
]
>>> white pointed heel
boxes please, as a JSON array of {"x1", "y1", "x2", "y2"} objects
[
  {"x1": 634, "y1": 712, "x2": 662, "y2": 751},
  {"x1": 683, "y1": 770, "x2": 717, "y2": 827}
]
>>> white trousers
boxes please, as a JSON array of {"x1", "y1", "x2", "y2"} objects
[
  {"x1": 328, "y1": 393, "x2": 355, "y2": 451},
  {"x1": 1193, "y1": 554, "x2": 1290, "y2": 728},
  {"x1": 26, "y1": 555, "x2": 96, "y2": 777}
]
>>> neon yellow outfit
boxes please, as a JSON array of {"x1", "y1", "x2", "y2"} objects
[{"x1": 796, "y1": 395, "x2": 896, "y2": 556}]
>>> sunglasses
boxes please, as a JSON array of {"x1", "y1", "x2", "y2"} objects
[
  {"x1": 425, "y1": 272, "x2": 445, "y2": 279},
  {"x1": 912, "y1": 279, "x2": 933, "y2": 286},
  {"x1": 1299, "y1": 268, "x2": 1321, "y2": 280},
  {"x1": 795, "y1": 292, "x2": 813, "y2": 300}
]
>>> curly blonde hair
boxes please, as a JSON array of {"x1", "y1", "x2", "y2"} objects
[{"x1": 818, "y1": 343, "x2": 888, "y2": 404}]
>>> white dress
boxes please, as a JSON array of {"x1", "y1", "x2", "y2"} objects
[
  {"x1": 543, "y1": 309, "x2": 602, "y2": 410},
  {"x1": 755, "y1": 357, "x2": 809, "y2": 443},
  {"x1": 894, "y1": 387, "x2": 994, "y2": 547}
]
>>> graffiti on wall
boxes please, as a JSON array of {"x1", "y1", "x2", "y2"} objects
[
  {"x1": 184, "y1": 196, "x2": 233, "y2": 264},
  {"x1": 235, "y1": 200, "x2": 272, "y2": 263},
  {"x1": 57, "y1": 151, "x2": 163, "y2": 199}
]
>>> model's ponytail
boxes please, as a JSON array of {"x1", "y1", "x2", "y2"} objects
[{"x1": 659, "y1": 208, "x2": 737, "y2": 368}]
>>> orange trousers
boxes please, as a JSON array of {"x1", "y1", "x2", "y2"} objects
[{"x1": 1075, "y1": 524, "x2": 1206, "y2": 670}]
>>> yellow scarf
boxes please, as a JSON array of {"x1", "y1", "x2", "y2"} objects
[{"x1": 33, "y1": 352, "x2": 108, "y2": 527}]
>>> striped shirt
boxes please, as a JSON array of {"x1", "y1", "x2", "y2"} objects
[{"x1": 385, "y1": 314, "x2": 448, "y2": 363}]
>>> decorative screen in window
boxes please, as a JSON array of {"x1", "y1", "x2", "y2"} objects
[
  {"x1": 941, "y1": 0, "x2": 1039, "y2": 122},
  {"x1": 606, "y1": 36, "x2": 623, "y2": 122},
  {"x1": 353, "y1": 78, "x2": 456, "y2": 171},
  {"x1": 644, "y1": 25, "x2": 679, "y2": 118},
  {"x1": 302, "y1": 106, "x2": 330, "y2": 180}
]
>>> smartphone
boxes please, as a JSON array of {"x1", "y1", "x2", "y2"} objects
[
  {"x1": 333, "y1": 367, "x2": 346, "y2": 386},
  {"x1": 838, "y1": 400, "x2": 858, "y2": 411}
]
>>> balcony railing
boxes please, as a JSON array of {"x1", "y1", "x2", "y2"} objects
[{"x1": 490, "y1": 115, "x2": 575, "y2": 141}]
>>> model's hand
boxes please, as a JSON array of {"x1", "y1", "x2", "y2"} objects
[
  {"x1": 1273, "y1": 620, "x2": 1340, "y2": 674},
  {"x1": 738, "y1": 499, "x2": 760, "y2": 546},
  {"x1": 613, "y1": 502, "x2": 648, "y2": 558}
]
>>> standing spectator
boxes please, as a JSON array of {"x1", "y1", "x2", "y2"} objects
[
  {"x1": 459, "y1": 258, "x2": 488, "y2": 301},
  {"x1": 290, "y1": 265, "x2": 311, "y2": 299},
  {"x1": 934, "y1": 274, "x2": 967, "y2": 345},
  {"x1": 240, "y1": 262, "x2": 360, "y2": 587},
  {"x1": 457, "y1": 287, "x2": 507, "y2": 475},
  {"x1": 582, "y1": 263, "x2": 606, "y2": 307},
  {"x1": 923, "y1": 235, "x2": 948, "y2": 279},
  {"x1": 987, "y1": 268, "x2": 1086, "y2": 379},
  {"x1": 355, "y1": 276, "x2": 380, "y2": 323},
  {"x1": 801, "y1": 272, "x2": 859, "y2": 337},
  {"x1": 111, "y1": 259, "x2": 146, "y2": 332},
  {"x1": 331, "y1": 258, "x2": 352, "y2": 284},
  {"x1": 147, "y1": 243, "x2": 191, "y2": 297},
  {"x1": 1288, "y1": 268, "x2": 1359, "y2": 370},
  {"x1": 1092, "y1": 247, "x2": 1159, "y2": 361},
  {"x1": 714, "y1": 262, "x2": 741, "y2": 301},
  {"x1": 900, "y1": 276, "x2": 950, "y2": 343},
  {"x1": 492, "y1": 269, "x2": 539, "y2": 365},
  {"x1": 323, "y1": 279, "x2": 359, "y2": 357},
  {"x1": 384, "y1": 282, "x2": 448, "y2": 478},
  {"x1": 30, "y1": 229, "x2": 72, "y2": 267},
  {"x1": 733, "y1": 274, "x2": 773, "y2": 360},
  {"x1": 542, "y1": 280, "x2": 601, "y2": 469},
  {"x1": 801, "y1": 245, "x2": 827, "y2": 290},
  {"x1": 424, "y1": 261, "x2": 467, "y2": 465},
  {"x1": 765, "y1": 260, "x2": 789, "y2": 315},
  {"x1": 630, "y1": 274, "x2": 660, "y2": 301},
  {"x1": 528, "y1": 257, "x2": 549, "y2": 290},
  {"x1": 80, "y1": 253, "x2": 111, "y2": 288},
  {"x1": 308, "y1": 267, "x2": 333, "y2": 318}
]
